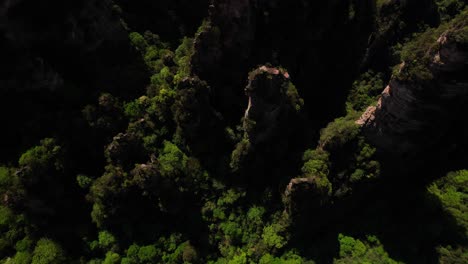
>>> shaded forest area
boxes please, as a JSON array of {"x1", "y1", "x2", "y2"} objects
[{"x1": 0, "y1": 0, "x2": 467, "y2": 263}]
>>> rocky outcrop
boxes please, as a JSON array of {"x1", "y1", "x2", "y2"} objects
[
  {"x1": 105, "y1": 133, "x2": 146, "y2": 167},
  {"x1": 358, "y1": 23, "x2": 468, "y2": 158},
  {"x1": 284, "y1": 177, "x2": 330, "y2": 216},
  {"x1": 191, "y1": 0, "x2": 376, "y2": 125},
  {"x1": 243, "y1": 66, "x2": 301, "y2": 144},
  {"x1": 360, "y1": 0, "x2": 439, "y2": 71},
  {"x1": 230, "y1": 66, "x2": 306, "y2": 186},
  {"x1": 191, "y1": 0, "x2": 254, "y2": 80}
]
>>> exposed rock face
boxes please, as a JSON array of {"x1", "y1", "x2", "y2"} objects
[
  {"x1": 361, "y1": 0, "x2": 439, "y2": 71},
  {"x1": 173, "y1": 77, "x2": 226, "y2": 157},
  {"x1": 105, "y1": 133, "x2": 146, "y2": 167},
  {"x1": 191, "y1": 0, "x2": 376, "y2": 125},
  {"x1": 243, "y1": 66, "x2": 300, "y2": 144},
  {"x1": 358, "y1": 27, "x2": 468, "y2": 158},
  {"x1": 284, "y1": 177, "x2": 329, "y2": 216},
  {"x1": 230, "y1": 66, "x2": 305, "y2": 184},
  {"x1": 191, "y1": 0, "x2": 254, "y2": 80},
  {"x1": 190, "y1": 0, "x2": 256, "y2": 121}
]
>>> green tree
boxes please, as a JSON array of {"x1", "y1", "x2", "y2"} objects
[{"x1": 31, "y1": 238, "x2": 66, "y2": 264}]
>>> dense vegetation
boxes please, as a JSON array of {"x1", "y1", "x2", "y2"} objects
[{"x1": 0, "y1": 0, "x2": 467, "y2": 263}]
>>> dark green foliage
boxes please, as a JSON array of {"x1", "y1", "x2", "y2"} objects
[
  {"x1": 230, "y1": 138, "x2": 252, "y2": 172},
  {"x1": 438, "y1": 246, "x2": 468, "y2": 264},
  {"x1": 436, "y1": 0, "x2": 467, "y2": 21},
  {"x1": 319, "y1": 113, "x2": 361, "y2": 151},
  {"x1": 346, "y1": 71, "x2": 385, "y2": 112},
  {"x1": 396, "y1": 9, "x2": 468, "y2": 83},
  {"x1": 18, "y1": 138, "x2": 63, "y2": 177},
  {"x1": 1, "y1": 2, "x2": 467, "y2": 264}
]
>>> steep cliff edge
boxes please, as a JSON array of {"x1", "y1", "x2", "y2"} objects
[
  {"x1": 191, "y1": 0, "x2": 375, "y2": 125},
  {"x1": 358, "y1": 11, "x2": 468, "y2": 165},
  {"x1": 231, "y1": 66, "x2": 306, "y2": 187}
]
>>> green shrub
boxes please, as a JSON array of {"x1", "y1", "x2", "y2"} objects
[
  {"x1": 98, "y1": 231, "x2": 117, "y2": 250},
  {"x1": 31, "y1": 238, "x2": 66, "y2": 264},
  {"x1": 428, "y1": 170, "x2": 468, "y2": 233},
  {"x1": 138, "y1": 245, "x2": 157, "y2": 263},
  {"x1": 334, "y1": 234, "x2": 401, "y2": 264},
  {"x1": 129, "y1": 32, "x2": 148, "y2": 51},
  {"x1": 319, "y1": 114, "x2": 360, "y2": 151},
  {"x1": 436, "y1": 0, "x2": 466, "y2": 21},
  {"x1": 230, "y1": 138, "x2": 252, "y2": 172},
  {"x1": 346, "y1": 71, "x2": 384, "y2": 112},
  {"x1": 18, "y1": 138, "x2": 62, "y2": 174},
  {"x1": 262, "y1": 224, "x2": 287, "y2": 249}
]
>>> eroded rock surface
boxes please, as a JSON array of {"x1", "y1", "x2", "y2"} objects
[{"x1": 358, "y1": 26, "x2": 468, "y2": 158}]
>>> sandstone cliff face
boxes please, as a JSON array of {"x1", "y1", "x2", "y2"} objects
[
  {"x1": 191, "y1": 0, "x2": 375, "y2": 125},
  {"x1": 358, "y1": 25, "x2": 468, "y2": 159},
  {"x1": 284, "y1": 177, "x2": 329, "y2": 216},
  {"x1": 231, "y1": 66, "x2": 305, "y2": 185},
  {"x1": 361, "y1": 0, "x2": 439, "y2": 71},
  {"x1": 243, "y1": 66, "x2": 300, "y2": 145}
]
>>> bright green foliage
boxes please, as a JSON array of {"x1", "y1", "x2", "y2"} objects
[
  {"x1": 262, "y1": 223, "x2": 287, "y2": 249},
  {"x1": 346, "y1": 71, "x2": 384, "y2": 112},
  {"x1": 76, "y1": 174, "x2": 93, "y2": 189},
  {"x1": 124, "y1": 96, "x2": 149, "y2": 121},
  {"x1": 31, "y1": 238, "x2": 66, "y2": 264},
  {"x1": 334, "y1": 234, "x2": 401, "y2": 264},
  {"x1": 202, "y1": 188, "x2": 293, "y2": 262},
  {"x1": 301, "y1": 149, "x2": 332, "y2": 194},
  {"x1": 148, "y1": 88, "x2": 177, "y2": 123},
  {"x1": 350, "y1": 138, "x2": 380, "y2": 183},
  {"x1": 428, "y1": 170, "x2": 468, "y2": 234},
  {"x1": 259, "y1": 251, "x2": 313, "y2": 264},
  {"x1": 158, "y1": 141, "x2": 188, "y2": 176},
  {"x1": 338, "y1": 235, "x2": 367, "y2": 258},
  {"x1": 103, "y1": 251, "x2": 121, "y2": 264},
  {"x1": 129, "y1": 32, "x2": 148, "y2": 51},
  {"x1": 98, "y1": 231, "x2": 117, "y2": 250},
  {"x1": 138, "y1": 245, "x2": 157, "y2": 263},
  {"x1": 174, "y1": 37, "x2": 194, "y2": 83}
]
